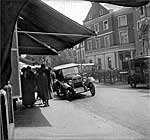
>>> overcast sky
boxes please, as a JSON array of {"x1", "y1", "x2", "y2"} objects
[{"x1": 43, "y1": 0, "x2": 122, "y2": 24}]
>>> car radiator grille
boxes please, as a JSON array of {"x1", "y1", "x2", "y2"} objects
[{"x1": 73, "y1": 82, "x2": 83, "y2": 88}]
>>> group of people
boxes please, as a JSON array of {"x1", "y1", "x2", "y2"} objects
[{"x1": 21, "y1": 64, "x2": 55, "y2": 108}]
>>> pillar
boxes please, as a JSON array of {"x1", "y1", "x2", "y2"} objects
[
  {"x1": 10, "y1": 23, "x2": 22, "y2": 99},
  {"x1": 130, "y1": 50, "x2": 134, "y2": 59},
  {"x1": 115, "y1": 51, "x2": 119, "y2": 69}
]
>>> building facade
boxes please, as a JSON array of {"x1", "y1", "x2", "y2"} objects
[
  {"x1": 82, "y1": 3, "x2": 136, "y2": 70},
  {"x1": 75, "y1": 43, "x2": 86, "y2": 63},
  {"x1": 134, "y1": 3, "x2": 150, "y2": 56}
]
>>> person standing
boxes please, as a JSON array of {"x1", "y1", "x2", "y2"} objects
[
  {"x1": 21, "y1": 67, "x2": 35, "y2": 108},
  {"x1": 48, "y1": 67, "x2": 56, "y2": 99},
  {"x1": 37, "y1": 64, "x2": 50, "y2": 107}
]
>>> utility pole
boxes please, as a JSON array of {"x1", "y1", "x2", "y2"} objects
[{"x1": 80, "y1": 43, "x2": 83, "y2": 77}]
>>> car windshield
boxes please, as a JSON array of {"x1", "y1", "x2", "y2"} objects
[{"x1": 62, "y1": 67, "x2": 79, "y2": 77}]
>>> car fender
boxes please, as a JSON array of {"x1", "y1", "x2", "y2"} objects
[
  {"x1": 63, "y1": 83, "x2": 71, "y2": 89},
  {"x1": 128, "y1": 75, "x2": 136, "y2": 84}
]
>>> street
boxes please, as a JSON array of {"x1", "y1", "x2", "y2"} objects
[
  {"x1": 72, "y1": 84, "x2": 150, "y2": 138},
  {"x1": 14, "y1": 84, "x2": 150, "y2": 140}
]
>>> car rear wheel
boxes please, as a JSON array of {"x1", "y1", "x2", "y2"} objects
[
  {"x1": 145, "y1": 76, "x2": 150, "y2": 89},
  {"x1": 130, "y1": 79, "x2": 136, "y2": 88},
  {"x1": 89, "y1": 83, "x2": 95, "y2": 96}
]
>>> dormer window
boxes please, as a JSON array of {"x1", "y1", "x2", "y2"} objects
[
  {"x1": 99, "y1": 9, "x2": 103, "y2": 16},
  {"x1": 94, "y1": 23, "x2": 99, "y2": 33},
  {"x1": 89, "y1": 13, "x2": 92, "y2": 20}
]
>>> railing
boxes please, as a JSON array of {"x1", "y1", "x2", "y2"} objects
[
  {"x1": 1, "y1": 83, "x2": 14, "y2": 140},
  {"x1": 85, "y1": 70, "x2": 128, "y2": 84}
]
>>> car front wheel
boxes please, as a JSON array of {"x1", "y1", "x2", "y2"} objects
[
  {"x1": 65, "y1": 87, "x2": 75, "y2": 101},
  {"x1": 89, "y1": 83, "x2": 95, "y2": 96}
]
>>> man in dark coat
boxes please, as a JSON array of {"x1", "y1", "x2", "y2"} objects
[
  {"x1": 37, "y1": 64, "x2": 50, "y2": 107},
  {"x1": 21, "y1": 67, "x2": 35, "y2": 108}
]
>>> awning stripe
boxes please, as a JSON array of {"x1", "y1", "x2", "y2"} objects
[{"x1": 17, "y1": 31, "x2": 93, "y2": 37}]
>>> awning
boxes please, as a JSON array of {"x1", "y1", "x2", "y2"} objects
[
  {"x1": 84, "y1": 0, "x2": 149, "y2": 7},
  {"x1": 18, "y1": 33, "x2": 58, "y2": 55},
  {"x1": 1, "y1": 0, "x2": 28, "y2": 89},
  {"x1": 17, "y1": 0, "x2": 96, "y2": 51}
]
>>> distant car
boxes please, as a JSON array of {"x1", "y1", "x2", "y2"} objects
[
  {"x1": 127, "y1": 56, "x2": 150, "y2": 88},
  {"x1": 53, "y1": 63, "x2": 95, "y2": 101}
]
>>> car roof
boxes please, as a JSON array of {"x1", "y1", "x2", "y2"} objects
[
  {"x1": 129, "y1": 56, "x2": 150, "y2": 62},
  {"x1": 133, "y1": 56, "x2": 150, "y2": 59},
  {"x1": 53, "y1": 63, "x2": 80, "y2": 70},
  {"x1": 80, "y1": 63, "x2": 94, "y2": 66}
]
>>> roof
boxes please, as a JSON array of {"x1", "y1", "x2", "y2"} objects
[
  {"x1": 53, "y1": 63, "x2": 80, "y2": 70},
  {"x1": 85, "y1": 0, "x2": 149, "y2": 7},
  {"x1": 84, "y1": 3, "x2": 109, "y2": 23},
  {"x1": 18, "y1": 0, "x2": 96, "y2": 52}
]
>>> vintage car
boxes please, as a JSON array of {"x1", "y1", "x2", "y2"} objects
[
  {"x1": 127, "y1": 56, "x2": 150, "y2": 88},
  {"x1": 53, "y1": 63, "x2": 95, "y2": 100}
]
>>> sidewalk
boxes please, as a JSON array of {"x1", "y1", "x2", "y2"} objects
[{"x1": 13, "y1": 99, "x2": 146, "y2": 140}]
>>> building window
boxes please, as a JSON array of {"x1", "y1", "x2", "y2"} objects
[
  {"x1": 87, "y1": 26, "x2": 91, "y2": 30},
  {"x1": 118, "y1": 15, "x2": 127, "y2": 27},
  {"x1": 78, "y1": 51, "x2": 80, "y2": 61},
  {"x1": 99, "y1": 9, "x2": 103, "y2": 16},
  {"x1": 137, "y1": 20, "x2": 141, "y2": 30},
  {"x1": 119, "y1": 30, "x2": 129, "y2": 44},
  {"x1": 89, "y1": 13, "x2": 92, "y2": 20},
  {"x1": 87, "y1": 40, "x2": 92, "y2": 51},
  {"x1": 94, "y1": 23, "x2": 99, "y2": 33},
  {"x1": 107, "y1": 57, "x2": 112, "y2": 69},
  {"x1": 89, "y1": 60, "x2": 93, "y2": 63},
  {"x1": 139, "y1": 6, "x2": 145, "y2": 17},
  {"x1": 97, "y1": 58, "x2": 102, "y2": 70},
  {"x1": 104, "y1": 35, "x2": 110, "y2": 46},
  {"x1": 103, "y1": 20, "x2": 109, "y2": 30},
  {"x1": 95, "y1": 38, "x2": 101, "y2": 49}
]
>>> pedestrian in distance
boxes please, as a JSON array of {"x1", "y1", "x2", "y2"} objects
[
  {"x1": 37, "y1": 64, "x2": 50, "y2": 107},
  {"x1": 48, "y1": 67, "x2": 53, "y2": 99}
]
